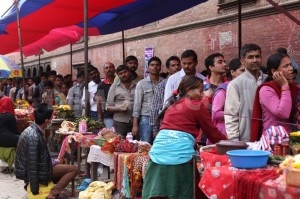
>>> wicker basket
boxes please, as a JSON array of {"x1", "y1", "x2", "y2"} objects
[{"x1": 286, "y1": 168, "x2": 300, "y2": 187}]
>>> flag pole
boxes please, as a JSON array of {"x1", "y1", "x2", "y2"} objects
[{"x1": 15, "y1": 0, "x2": 25, "y2": 86}]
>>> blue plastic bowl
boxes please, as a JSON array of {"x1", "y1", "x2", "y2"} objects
[{"x1": 226, "y1": 150, "x2": 271, "y2": 169}]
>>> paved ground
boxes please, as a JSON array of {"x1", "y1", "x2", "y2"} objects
[
  {"x1": 0, "y1": 160, "x2": 113, "y2": 199},
  {"x1": 0, "y1": 160, "x2": 27, "y2": 199}
]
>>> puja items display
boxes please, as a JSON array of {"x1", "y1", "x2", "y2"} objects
[
  {"x1": 279, "y1": 154, "x2": 300, "y2": 187},
  {"x1": 259, "y1": 126, "x2": 290, "y2": 156},
  {"x1": 101, "y1": 137, "x2": 139, "y2": 154},
  {"x1": 57, "y1": 120, "x2": 76, "y2": 133},
  {"x1": 52, "y1": 105, "x2": 74, "y2": 119},
  {"x1": 14, "y1": 99, "x2": 30, "y2": 109},
  {"x1": 289, "y1": 131, "x2": 300, "y2": 155},
  {"x1": 75, "y1": 116, "x2": 104, "y2": 134},
  {"x1": 15, "y1": 108, "x2": 30, "y2": 119},
  {"x1": 93, "y1": 128, "x2": 118, "y2": 147}
]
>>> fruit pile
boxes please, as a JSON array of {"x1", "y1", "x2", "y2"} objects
[{"x1": 279, "y1": 154, "x2": 300, "y2": 170}]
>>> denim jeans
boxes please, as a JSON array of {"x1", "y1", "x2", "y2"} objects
[
  {"x1": 103, "y1": 118, "x2": 114, "y2": 129},
  {"x1": 139, "y1": 116, "x2": 153, "y2": 144}
]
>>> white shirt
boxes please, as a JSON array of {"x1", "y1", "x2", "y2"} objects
[
  {"x1": 163, "y1": 68, "x2": 205, "y2": 105},
  {"x1": 81, "y1": 81, "x2": 99, "y2": 112}
]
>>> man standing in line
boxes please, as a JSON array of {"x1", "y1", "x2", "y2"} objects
[
  {"x1": 4, "y1": 78, "x2": 13, "y2": 97},
  {"x1": 163, "y1": 49, "x2": 205, "y2": 105},
  {"x1": 96, "y1": 62, "x2": 116, "y2": 128},
  {"x1": 132, "y1": 57, "x2": 164, "y2": 143},
  {"x1": 67, "y1": 71, "x2": 84, "y2": 118},
  {"x1": 224, "y1": 43, "x2": 267, "y2": 141},
  {"x1": 28, "y1": 72, "x2": 47, "y2": 108},
  {"x1": 114, "y1": 55, "x2": 142, "y2": 84},
  {"x1": 150, "y1": 56, "x2": 181, "y2": 137},
  {"x1": 204, "y1": 53, "x2": 228, "y2": 93},
  {"x1": 81, "y1": 65, "x2": 101, "y2": 120},
  {"x1": 15, "y1": 103, "x2": 77, "y2": 199},
  {"x1": 106, "y1": 65, "x2": 136, "y2": 138}
]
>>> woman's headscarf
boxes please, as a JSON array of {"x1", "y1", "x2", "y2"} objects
[{"x1": 0, "y1": 96, "x2": 15, "y2": 115}]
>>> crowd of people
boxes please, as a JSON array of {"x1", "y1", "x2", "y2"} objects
[{"x1": 0, "y1": 43, "x2": 299, "y2": 198}]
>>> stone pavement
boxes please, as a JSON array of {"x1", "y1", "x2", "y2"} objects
[{"x1": 0, "y1": 160, "x2": 114, "y2": 199}]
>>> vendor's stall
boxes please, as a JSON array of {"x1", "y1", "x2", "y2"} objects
[{"x1": 198, "y1": 144, "x2": 300, "y2": 199}]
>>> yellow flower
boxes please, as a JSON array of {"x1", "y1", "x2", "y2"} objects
[{"x1": 58, "y1": 105, "x2": 71, "y2": 110}]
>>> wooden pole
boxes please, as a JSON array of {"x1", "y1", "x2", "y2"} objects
[
  {"x1": 84, "y1": 0, "x2": 90, "y2": 117},
  {"x1": 70, "y1": 44, "x2": 73, "y2": 77},
  {"x1": 15, "y1": 0, "x2": 25, "y2": 84},
  {"x1": 122, "y1": 30, "x2": 125, "y2": 64}
]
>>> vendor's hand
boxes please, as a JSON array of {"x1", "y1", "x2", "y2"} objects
[
  {"x1": 273, "y1": 71, "x2": 288, "y2": 87},
  {"x1": 132, "y1": 125, "x2": 138, "y2": 136},
  {"x1": 119, "y1": 103, "x2": 128, "y2": 112}
]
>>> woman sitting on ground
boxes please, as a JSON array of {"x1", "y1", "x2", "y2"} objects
[
  {"x1": 0, "y1": 96, "x2": 19, "y2": 148},
  {"x1": 0, "y1": 96, "x2": 19, "y2": 174},
  {"x1": 142, "y1": 76, "x2": 227, "y2": 199}
]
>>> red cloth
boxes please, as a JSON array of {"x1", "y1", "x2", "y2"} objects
[
  {"x1": 200, "y1": 150, "x2": 230, "y2": 169},
  {"x1": 260, "y1": 175, "x2": 300, "y2": 199},
  {"x1": 251, "y1": 82, "x2": 298, "y2": 142},
  {"x1": 199, "y1": 165, "x2": 237, "y2": 198},
  {"x1": 0, "y1": 96, "x2": 15, "y2": 115},
  {"x1": 160, "y1": 98, "x2": 227, "y2": 144},
  {"x1": 234, "y1": 169, "x2": 279, "y2": 199},
  {"x1": 199, "y1": 165, "x2": 280, "y2": 199}
]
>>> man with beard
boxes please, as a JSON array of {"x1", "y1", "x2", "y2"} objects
[
  {"x1": 114, "y1": 55, "x2": 142, "y2": 84},
  {"x1": 81, "y1": 65, "x2": 101, "y2": 120},
  {"x1": 106, "y1": 65, "x2": 137, "y2": 137},
  {"x1": 224, "y1": 43, "x2": 267, "y2": 141},
  {"x1": 96, "y1": 62, "x2": 116, "y2": 128},
  {"x1": 132, "y1": 57, "x2": 164, "y2": 144}
]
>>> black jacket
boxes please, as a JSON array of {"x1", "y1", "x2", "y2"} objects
[
  {"x1": 0, "y1": 113, "x2": 19, "y2": 147},
  {"x1": 15, "y1": 123, "x2": 52, "y2": 195}
]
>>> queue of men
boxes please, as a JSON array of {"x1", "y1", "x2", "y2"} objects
[{"x1": 1, "y1": 43, "x2": 299, "y2": 146}]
